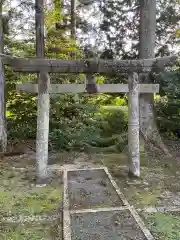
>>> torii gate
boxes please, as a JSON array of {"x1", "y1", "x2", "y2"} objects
[
  {"x1": 1, "y1": 54, "x2": 177, "y2": 183},
  {"x1": 0, "y1": 0, "x2": 177, "y2": 183},
  {"x1": 16, "y1": 70, "x2": 159, "y2": 174}
]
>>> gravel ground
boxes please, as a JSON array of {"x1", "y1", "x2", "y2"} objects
[
  {"x1": 71, "y1": 210, "x2": 147, "y2": 240},
  {"x1": 68, "y1": 169, "x2": 123, "y2": 210}
]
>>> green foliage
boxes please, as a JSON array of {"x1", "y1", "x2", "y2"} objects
[
  {"x1": 99, "y1": 106, "x2": 128, "y2": 136},
  {"x1": 0, "y1": 187, "x2": 61, "y2": 216},
  {"x1": 100, "y1": 0, "x2": 180, "y2": 58},
  {"x1": 49, "y1": 103, "x2": 101, "y2": 150},
  {"x1": 156, "y1": 99, "x2": 180, "y2": 137},
  {"x1": 5, "y1": 0, "x2": 180, "y2": 154},
  {"x1": 155, "y1": 67, "x2": 180, "y2": 138},
  {"x1": 0, "y1": 225, "x2": 49, "y2": 240},
  {"x1": 49, "y1": 103, "x2": 128, "y2": 152},
  {"x1": 111, "y1": 97, "x2": 127, "y2": 106},
  {"x1": 145, "y1": 212, "x2": 180, "y2": 240},
  {"x1": 89, "y1": 94, "x2": 127, "y2": 106},
  {"x1": 4, "y1": 0, "x2": 84, "y2": 144},
  {"x1": 156, "y1": 67, "x2": 180, "y2": 99}
]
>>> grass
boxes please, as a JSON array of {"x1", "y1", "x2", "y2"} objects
[
  {"x1": 98, "y1": 152, "x2": 180, "y2": 206},
  {"x1": 1, "y1": 146, "x2": 180, "y2": 239},
  {"x1": 101, "y1": 105, "x2": 128, "y2": 112},
  {"x1": 0, "y1": 159, "x2": 63, "y2": 239},
  {"x1": 89, "y1": 150, "x2": 180, "y2": 239},
  {"x1": 0, "y1": 221, "x2": 62, "y2": 240},
  {"x1": 143, "y1": 212, "x2": 180, "y2": 240},
  {"x1": 0, "y1": 164, "x2": 63, "y2": 217},
  {"x1": 0, "y1": 187, "x2": 62, "y2": 216}
]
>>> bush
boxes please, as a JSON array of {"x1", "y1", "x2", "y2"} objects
[
  {"x1": 7, "y1": 118, "x2": 36, "y2": 140},
  {"x1": 155, "y1": 98, "x2": 180, "y2": 139},
  {"x1": 155, "y1": 67, "x2": 180, "y2": 139},
  {"x1": 49, "y1": 104, "x2": 129, "y2": 151},
  {"x1": 6, "y1": 92, "x2": 129, "y2": 151},
  {"x1": 99, "y1": 106, "x2": 128, "y2": 136}
]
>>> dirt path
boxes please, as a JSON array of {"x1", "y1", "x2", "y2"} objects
[
  {"x1": 64, "y1": 166, "x2": 154, "y2": 240},
  {"x1": 68, "y1": 169, "x2": 124, "y2": 210},
  {"x1": 71, "y1": 210, "x2": 147, "y2": 240}
]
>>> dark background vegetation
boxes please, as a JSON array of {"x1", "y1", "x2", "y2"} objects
[{"x1": 3, "y1": 0, "x2": 180, "y2": 152}]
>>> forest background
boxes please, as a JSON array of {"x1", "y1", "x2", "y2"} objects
[{"x1": 3, "y1": 0, "x2": 180, "y2": 153}]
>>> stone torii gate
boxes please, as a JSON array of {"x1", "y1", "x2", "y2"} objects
[
  {"x1": 1, "y1": 55, "x2": 177, "y2": 183},
  {"x1": 0, "y1": 0, "x2": 178, "y2": 186},
  {"x1": 15, "y1": 70, "x2": 160, "y2": 175}
]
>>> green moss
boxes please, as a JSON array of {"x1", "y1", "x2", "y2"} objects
[
  {"x1": 101, "y1": 153, "x2": 128, "y2": 167},
  {"x1": 0, "y1": 222, "x2": 62, "y2": 240},
  {"x1": 144, "y1": 212, "x2": 180, "y2": 240},
  {"x1": 0, "y1": 186, "x2": 62, "y2": 216},
  {"x1": 0, "y1": 165, "x2": 63, "y2": 217},
  {"x1": 1, "y1": 226, "x2": 47, "y2": 240},
  {"x1": 137, "y1": 191, "x2": 160, "y2": 208}
]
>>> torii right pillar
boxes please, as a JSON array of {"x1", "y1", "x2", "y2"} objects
[{"x1": 128, "y1": 72, "x2": 140, "y2": 178}]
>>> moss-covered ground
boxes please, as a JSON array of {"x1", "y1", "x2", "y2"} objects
[
  {"x1": 1, "y1": 143, "x2": 180, "y2": 239},
  {"x1": 0, "y1": 156, "x2": 63, "y2": 239}
]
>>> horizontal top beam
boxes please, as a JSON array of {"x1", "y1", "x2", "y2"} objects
[
  {"x1": 2, "y1": 55, "x2": 177, "y2": 74},
  {"x1": 16, "y1": 83, "x2": 159, "y2": 93}
]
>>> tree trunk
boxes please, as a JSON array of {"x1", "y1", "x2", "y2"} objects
[
  {"x1": 85, "y1": 73, "x2": 99, "y2": 93},
  {"x1": 128, "y1": 72, "x2": 140, "y2": 177},
  {"x1": 0, "y1": 2, "x2": 7, "y2": 153},
  {"x1": 35, "y1": 0, "x2": 50, "y2": 183},
  {"x1": 71, "y1": 0, "x2": 81, "y2": 102},
  {"x1": 139, "y1": 0, "x2": 170, "y2": 157},
  {"x1": 71, "y1": 0, "x2": 76, "y2": 41}
]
